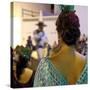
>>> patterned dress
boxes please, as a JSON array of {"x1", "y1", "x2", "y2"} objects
[{"x1": 34, "y1": 57, "x2": 88, "y2": 87}]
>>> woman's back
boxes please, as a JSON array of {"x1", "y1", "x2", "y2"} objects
[
  {"x1": 34, "y1": 45, "x2": 87, "y2": 86},
  {"x1": 50, "y1": 51, "x2": 86, "y2": 84},
  {"x1": 34, "y1": 55, "x2": 87, "y2": 86}
]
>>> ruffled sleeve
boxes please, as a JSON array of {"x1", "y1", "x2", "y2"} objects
[
  {"x1": 77, "y1": 63, "x2": 88, "y2": 84},
  {"x1": 34, "y1": 58, "x2": 51, "y2": 87}
]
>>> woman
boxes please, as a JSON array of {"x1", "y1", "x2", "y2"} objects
[
  {"x1": 26, "y1": 36, "x2": 33, "y2": 50},
  {"x1": 34, "y1": 9, "x2": 87, "y2": 86},
  {"x1": 13, "y1": 46, "x2": 35, "y2": 88}
]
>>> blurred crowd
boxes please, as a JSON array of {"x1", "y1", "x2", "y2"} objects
[{"x1": 76, "y1": 34, "x2": 87, "y2": 56}]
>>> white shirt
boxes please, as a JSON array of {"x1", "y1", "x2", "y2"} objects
[{"x1": 34, "y1": 31, "x2": 48, "y2": 47}]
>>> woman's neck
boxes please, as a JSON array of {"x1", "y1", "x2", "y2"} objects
[{"x1": 50, "y1": 44, "x2": 75, "y2": 61}]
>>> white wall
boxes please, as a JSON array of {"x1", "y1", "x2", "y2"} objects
[
  {"x1": 13, "y1": 17, "x2": 22, "y2": 48},
  {"x1": 44, "y1": 19, "x2": 58, "y2": 46},
  {"x1": 21, "y1": 20, "x2": 37, "y2": 46},
  {"x1": 75, "y1": 6, "x2": 88, "y2": 35}
]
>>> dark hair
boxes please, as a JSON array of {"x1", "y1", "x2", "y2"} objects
[
  {"x1": 16, "y1": 55, "x2": 28, "y2": 80},
  {"x1": 56, "y1": 11, "x2": 80, "y2": 46}
]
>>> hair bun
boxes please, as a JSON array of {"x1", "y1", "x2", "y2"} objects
[{"x1": 61, "y1": 27, "x2": 80, "y2": 45}]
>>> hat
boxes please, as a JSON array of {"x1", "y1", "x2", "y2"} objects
[{"x1": 36, "y1": 21, "x2": 47, "y2": 27}]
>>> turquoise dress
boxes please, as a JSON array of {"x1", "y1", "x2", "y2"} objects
[{"x1": 34, "y1": 57, "x2": 88, "y2": 87}]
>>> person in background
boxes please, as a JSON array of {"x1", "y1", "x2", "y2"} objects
[
  {"x1": 76, "y1": 34, "x2": 87, "y2": 56},
  {"x1": 34, "y1": 6, "x2": 87, "y2": 86},
  {"x1": 33, "y1": 21, "x2": 48, "y2": 61},
  {"x1": 13, "y1": 46, "x2": 35, "y2": 88},
  {"x1": 80, "y1": 34, "x2": 87, "y2": 55},
  {"x1": 26, "y1": 36, "x2": 33, "y2": 50}
]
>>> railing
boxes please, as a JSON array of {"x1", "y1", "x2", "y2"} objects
[
  {"x1": 22, "y1": 8, "x2": 58, "y2": 21},
  {"x1": 22, "y1": 8, "x2": 40, "y2": 17}
]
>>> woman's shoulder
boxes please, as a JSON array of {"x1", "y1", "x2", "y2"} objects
[
  {"x1": 76, "y1": 52, "x2": 88, "y2": 84},
  {"x1": 75, "y1": 51, "x2": 87, "y2": 77},
  {"x1": 19, "y1": 68, "x2": 33, "y2": 84},
  {"x1": 75, "y1": 51, "x2": 87, "y2": 64},
  {"x1": 24, "y1": 68, "x2": 33, "y2": 78},
  {"x1": 24, "y1": 68, "x2": 33, "y2": 73}
]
